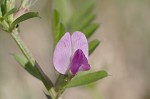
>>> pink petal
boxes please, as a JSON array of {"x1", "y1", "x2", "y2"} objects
[
  {"x1": 71, "y1": 31, "x2": 88, "y2": 59},
  {"x1": 53, "y1": 32, "x2": 72, "y2": 74}
]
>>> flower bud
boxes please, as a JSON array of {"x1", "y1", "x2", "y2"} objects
[{"x1": 14, "y1": 0, "x2": 32, "y2": 20}]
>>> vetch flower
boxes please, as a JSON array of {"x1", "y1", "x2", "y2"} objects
[{"x1": 53, "y1": 31, "x2": 90, "y2": 75}]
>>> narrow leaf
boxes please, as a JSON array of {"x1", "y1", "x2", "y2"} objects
[
  {"x1": 67, "y1": 70, "x2": 108, "y2": 88},
  {"x1": 3, "y1": 8, "x2": 18, "y2": 17},
  {"x1": 1, "y1": 0, "x2": 7, "y2": 16},
  {"x1": 34, "y1": 61, "x2": 54, "y2": 90},
  {"x1": 82, "y1": 23, "x2": 99, "y2": 38},
  {"x1": 52, "y1": 10, "x2": 59, "y2": 37},
  {"x1": 44, "y1": 92, "x2": 51, "y2": 99},
  {"x1": 89, "y1": 40, "x2": 100, "y2": 55},
  {"x1": 14, "y1": 54, "x2": 41, "y2": 79},
  {"x1": 11, "y1": 12, "x2": 39, "y2": 27},
  {"x1": 70, "y1": 0, "x2": 95, "y2": 28},
  {"x1": 14, "y1": 54, "x2": 54, "y2": 90},
  {"x1": 54, "y1": 0, "x2": 73, "y2": 25},
  {"x1": 57, "y1": 23, "x2": 65, "y2": 39},
  {"x1": 73, "y1": 13, "x2": 96, "y2": 31},
  {"x1": 76, "y1": 0, "x2": 95, "y2": 18},
  {"x1": 54, "y1": 22, "x2": 65, "y2": 47},
  {"x1": 51, "y1": 10, "x2": 66, "y2": 47},
  {"x1": 0, "y1": 0, "x2": 4, "y2": 6}
]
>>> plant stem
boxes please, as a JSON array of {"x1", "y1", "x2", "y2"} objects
[
  {"x1": 10, "y1": 29, "x2": 56, "y2": 99},
  {"x1": 11, "y1": 30, "x2": 35, "y2": 66},
  {"x1": 55, "y1": 75, "x2": 74, "y2": 99}
]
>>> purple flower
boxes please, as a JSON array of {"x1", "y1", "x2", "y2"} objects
[{"x1": 53, "y1": 31, "x2": 90, "y2": 75}]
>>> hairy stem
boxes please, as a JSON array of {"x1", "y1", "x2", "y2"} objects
[{"x1": 11, "y1": 30, "x2": 35, "y2": 66}]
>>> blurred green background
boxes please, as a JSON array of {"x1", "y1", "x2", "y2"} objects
[{"x1": 0, "y1": 0, "x2": 150, "y2": 99}]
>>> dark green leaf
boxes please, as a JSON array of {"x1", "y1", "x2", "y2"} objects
[
  {"x1": 67, "y1": 70, "x2": 108, "y2": 88},
  {"x1": 14, "y1": 54, "x2": 54, "y2": 90},
  {"x1": 13, "y1": 54, "x2": 41, "y2": 79},
  {"x1": 1, "y1": 0, "x2": 7, "y2": 16},
  {"x1": 11, "y1": 12, "x2": 39, "y2": 27},
  {"x1": 44, "y1": 92, "x2": 52, "y2": 99},
  {"x1": 34, "y1": 61, "x2": 54, "y2": 90},
  {"x1": 82, "y1": 23, "x2": 99, "y2": 38},
  {"x1": 3, "y1": 8, "x2": 18, "y2": 18},
  {"x1": 89, "y1": 40, "x2": 100, "y2": 55}
]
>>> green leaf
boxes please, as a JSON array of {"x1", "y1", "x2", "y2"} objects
[
  {"x1": 51, "y1": 10, "x2": 66, "y2": 47},
  {"x1": 13, "y1": 54, "x2": 41, "y2": 79},
  {"x1": 11, "y1": 12, "x2": 39, "y2": 27},
  {"x1": 57, "y1": 23, "x2": 65, "y2": 39},
  {"x1": 54, "y1": 22, "x2": 65, "y2": 47},
  {"x1": 1, "y1": 0, "x2": 7, "y2": 16},
  {"x1": 76, "y1": 0, "x2": 95, "y2": 19},
  {"x1": 14, "y1": 54, "x2": 54, "y2": 90},
  {"x1": 3, "y1": 7, "x2": 18, "y2": 18},
  {"x1": 73, "y1": 13, "x2": 96, "y2": 31},
  {"x1": 82, "y1": 23, "x2": 99, "y2": 38},
  {"x1": 67, "y1": 70, "x2": 108, "y2": 88},
  {"x1": 85, "y1": 82, "x2": 97, "y2": 90},
  {"x1": 54, "y1": 0, "x2": 73, "y2": 25},
  {"x1": 52, "y1": 10, "x2": 60, "y2": 37},
  {"x1": 89, "y1": 40, "x2": 100, "y2": 55},
  {"x1": 70, "y1": 0, "x2": 95, "y2": 29},
  {"x1": 0, "y1": 0, "x2": 4, "y2": 6}
]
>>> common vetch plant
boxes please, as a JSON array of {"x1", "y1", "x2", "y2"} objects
[{"x1": 0, "y1": 0, "x2": 108, "y2": 99}]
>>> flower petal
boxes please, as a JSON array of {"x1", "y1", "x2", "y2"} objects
[
  {"x1": 71, "y1": 49, "x2": 90, "y2": 75},
  {"x1": 71, "y1": 31, "x2": 88, "y2": 59},
  {"x1": 53, "y1": 32, "x2": 72, "y2": 74}
]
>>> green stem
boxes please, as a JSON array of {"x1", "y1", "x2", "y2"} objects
[
  {"x1": 55, "y1": 87, "x2": 65, "y2": 99},
  {"x1": 10, "y1": 30, "x2": 56, "y2": 99},
  {"x1": 11, "y1": 30, "x2": 35, "y2": 66},
  {"x1": 55, "y1": 75, "x2": 74, "y2": 99}
]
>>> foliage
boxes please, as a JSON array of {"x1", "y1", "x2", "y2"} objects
[{"x1": 0, "y1": 0, "x2": 108, "y2": 99}]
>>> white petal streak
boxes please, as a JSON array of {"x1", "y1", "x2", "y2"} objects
[{"x1": 71, "y1": 31, "x2": 88, "y2": 59}]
